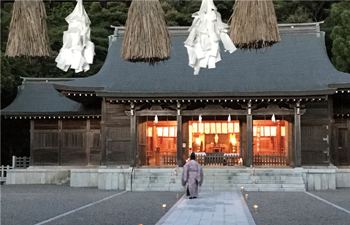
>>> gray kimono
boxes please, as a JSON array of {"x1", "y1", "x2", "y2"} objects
[{"x1": 182, "y1": 160, "x2": 203, "y2": 197}]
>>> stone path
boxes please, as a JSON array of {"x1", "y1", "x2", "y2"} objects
[{"x1": 156, "y1": 190, "x2": 256, "y2": 225}]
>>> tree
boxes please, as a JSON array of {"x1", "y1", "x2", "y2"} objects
[{"x1": 329, "y1": 1, "x2": 350, "y2": 73}]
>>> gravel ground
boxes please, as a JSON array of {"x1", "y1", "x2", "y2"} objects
[
  {"x1": 3, "y1": 185, "x2": 350, "y2": 225},
  {"x1": 245, "y1": 189, "x2": 350, "y2": 225},
  {"x1": 1, "y1": 185, "x2": 183, "y2": 225}
]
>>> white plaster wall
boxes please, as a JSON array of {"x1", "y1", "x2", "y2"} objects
[
  {"x1": 6, "y1": 168, "x2": 70, "y2": 184},
  {"x1": 336, "y1": 169, "x2": 350, "y2": 188},
  {"x1": 70, "y1": 169, "x2": 99, "y2": 187},
  {"x1": 98, "y1": 168, "x2": 131, "y2": 190},
  {"x1": 304, "y1": 169, "x2": 336, "y2": 191}
]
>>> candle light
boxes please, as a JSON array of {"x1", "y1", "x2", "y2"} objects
[
  {"x1": 162, "y1": 204, "x2": 167, "y2": 208},
  {"x1": 251, "y1": 171, "x2": 254, "y2": 175},
  {"x1": 245, "y1": 194, "x2": 248, "y2": 199},
  {"x1": 171, "y1": 178, "x2": 174, "y2": 183},
  {"x1": 254, "y1": 205, "x2": 258, "y2": 210},
  {"x1": 241, "y1": 187, "x2": 244, "y2": 192},
  {"x1": 252, "y1": 179, "x2": 255, "y2": 183}
]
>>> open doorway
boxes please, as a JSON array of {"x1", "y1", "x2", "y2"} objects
[
  {"x1": 146, "y1": 121, "x2": 177, "y2": 166},
  {"x1": 253, "y1": 120, "x2": 286, "y2": 155},
  {"x1": 188, "y1": 120, "x2": 240, "y2": 154}
]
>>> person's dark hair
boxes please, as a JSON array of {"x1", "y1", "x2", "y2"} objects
[{"x1": 190, "y1": 152, "x2": 196, "y2": 160}]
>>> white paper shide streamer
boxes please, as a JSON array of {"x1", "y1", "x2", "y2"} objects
[
  {"x1": 184, "y1": 0, "x2": 236, "y2": 75},
  {"x1": 55, "y1": 0, "x2": 95, "y2": 73}
]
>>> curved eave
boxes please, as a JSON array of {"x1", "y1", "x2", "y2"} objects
[
  {"x1": 97, "y1": 89, "x2": 335, "y2": 99},
  {"x1": 53, "y1": 83, "x2": 104, "y2": 93},
  {"x1": 329, "y1": 83, "x2": 350, "y2": 89},
  {"x1": 1, "y1": 82, "x2": 101, "y2": 117}
]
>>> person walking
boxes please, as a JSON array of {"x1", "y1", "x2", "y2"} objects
[{"x1": 182, "y1": 152, "x2": 203, "y2": 199}]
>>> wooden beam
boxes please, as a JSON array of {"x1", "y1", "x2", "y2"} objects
[
  {"x1": 130, "y1": 108, "x2": 137, "y2": 166},
  {"x1": 294, "y1": 102, "x2": 302, "y2": 167},
  {"x1": 177, "y1": 113, "x2": 183, "y2": 167},
  {"x1": 100, "y1": 99, "x2": 107, "y2": 166},
  {"x1": 246, "y1": 102, "x2": 253, "y2": 167}
]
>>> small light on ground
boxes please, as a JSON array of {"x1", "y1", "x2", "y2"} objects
[
  {"x1": 241, "y1": 187, "x2": 244, "y2": 192},
  {"x1": 254, "y1": 205, "x2": 258, "y2": 210},
  {"x1": 245, "y1": 194, "x2": 248, "y2": 199},
  {"x1": 252, "y1": 179, "x2": 255, "y2": 183},
  {"x1": 171, "y1": 178, "x2": 174, "y2": 183},
  {"x1": 162, "y1": 204, "x2": 166, "y2": 208}
]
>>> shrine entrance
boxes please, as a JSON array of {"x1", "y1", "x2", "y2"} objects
[
  {"x1": 188, "y1": 120, "x2": 241, "y2": 166},
  {"x1": 145, "y1": 121, "x2": 177, "y2": 166},
  {"x1": 253, "y1": 120, "x2": 288, "y2": 166}
]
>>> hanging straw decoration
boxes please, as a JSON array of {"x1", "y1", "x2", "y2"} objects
[
  {"x1": 122, "y1": 0, "x2": 170, "y2": 65},
  {"x1": 229, "y1": 0, "x2": 280, "y2": 50},
  {"x1": 184, "y1": 0, "x2": 237, "y2": 75},
  {"x1": 6, "y1": 0, "x2": 50, "y2": 57},
  {"x1": 55, "y1": 0, "x2": 95, "y2": 73}
]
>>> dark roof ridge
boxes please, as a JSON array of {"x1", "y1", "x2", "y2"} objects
[
  {"x1": 20, "y1": 77, "x2": 77, "y2": 84},
  {"x1": 111, "y1": 22, "x2": 324, "y2": 37}
]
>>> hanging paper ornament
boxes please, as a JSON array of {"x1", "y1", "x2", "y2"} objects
[
  {"x1": 55, "y1": 0, "x2": 95, "y2": 73},
  {"x1": 122, "y1": 0, "x2": 171, "y2": 65},
  {"x1": 184, "y1": 0, "x2": 236, "y2": 75},
  {"x1": 230, "y1": 0, "x2": 280, "y2": 50},
  {"x1": 272, "y1": 114, "x2": 276, "y2": 123},
  {"x1": 6, "y1": 0, "x2": 50, "y2": 57}
]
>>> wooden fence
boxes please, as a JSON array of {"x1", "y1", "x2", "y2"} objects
[
  {"x1": 161, "y1": 155, "x2": 177, "y2": 166},
  {"x1": 13, "y1": 156, "x2": 30, "y2": 168},
  {"x1": 253, "y1": 154, "x2": 287, "y2": 166},
  {"x1": 161, "y1": 153, "x2": 242, "y2": 166}
]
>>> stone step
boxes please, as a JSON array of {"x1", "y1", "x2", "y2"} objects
[{"x1": 132, "y1": 176, "x2": 303, "y2": 184}]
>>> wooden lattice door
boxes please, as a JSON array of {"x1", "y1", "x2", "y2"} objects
[{"x1": 338, "y1": 129, "x2": 350, "y2": 166}]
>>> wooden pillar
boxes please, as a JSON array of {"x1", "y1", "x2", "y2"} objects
[
  {"x1": 327, "y1": 95, "x2": 333, "y2": 164},
  {"x1": 86, "y1": 119, "x2": 91, "y2": 165},
  {"x1": 294, "y1": 101, "x2": 302, "y2": 167},
  {"x1": 152, "y1": 123, "x2": 157, "y2": 165},
  {"x1": 286, "y1": 119, "x2": 293, "y2": 166},
  {"x1": 276, "y1": 121, "x2": 281, "y2": 154},
  {"x1": 240, "y1": 120, "x2": 247, "y2": 165},
  {"x1": 182, "y1": 118, "x2": 189, "y2": 166},
  {"x1": 58, "y1": 120, "x2": 62, "y2": 166},
  {"x1": 177, "y1": 102, "x2": 183, "y2": 167},
  {"x1": 130, "y1": 103, "x2": 137, "y2": 166},
  {"x1": 100, "y1": 99, "x2": 107, "y2": 166},
  {"x1": 247, "y1": 101, "x2": 253, "y2": 166},
  {"x1": 30, "y1": 120, "x2": 34, "y2": 166}
]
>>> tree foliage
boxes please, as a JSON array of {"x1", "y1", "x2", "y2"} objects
[{"x1": 329, "y1": 1, "x2": 350, "y2": 73}]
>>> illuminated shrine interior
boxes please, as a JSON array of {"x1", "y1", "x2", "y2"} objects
[{"x1": 145, "y1": 119, "x2": 287, "y2": 166}]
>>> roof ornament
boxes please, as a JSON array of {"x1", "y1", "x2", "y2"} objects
[
  {"x1": 55, "y1": 0, "x2": 95, "y2": 73},
  {"x1": 229, "y1": 0, "x2": 280, "y2": 49},
  {"x1": 121, "y1": 0, "x2": 170, "y2": 65},
  {"x1": 6, "y1": 0, "x2": 50, "y2": 57},
  {"x1": 184, "y1": 0, "x2": 237, "y2": 75}
]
